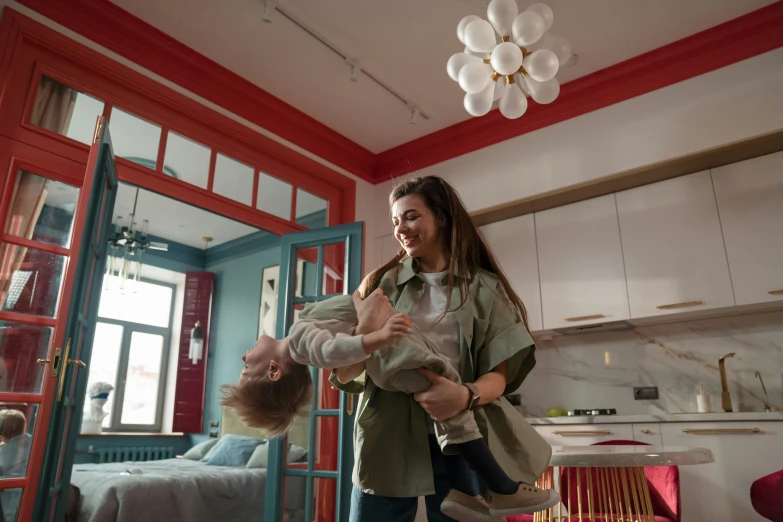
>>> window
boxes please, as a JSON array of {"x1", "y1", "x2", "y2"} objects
[
  {"x1": 84, "y1": 277, "x2": 174, "y2": 432},
  {"x1": 29, "y1": 76, "x2": 105, "y2": 145}
]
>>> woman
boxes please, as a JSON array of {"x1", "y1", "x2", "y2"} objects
[{"x1": 332, "y1": 176, "x2": 552, "y2": 522}]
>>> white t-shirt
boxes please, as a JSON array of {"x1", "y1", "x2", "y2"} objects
[{"x1": 408, "y1": 271, "x2": 461, "y2": 374}]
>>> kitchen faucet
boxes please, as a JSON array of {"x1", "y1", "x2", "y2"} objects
[
  {"x1": 719, "y1": 353, "x2": 735, "y2": 412},
  {"x1": 755, "y1": 371, "x2": 771, "y2": 413}
]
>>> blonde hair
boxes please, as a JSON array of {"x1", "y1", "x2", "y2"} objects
[
  {"x1": 219, "y1": 364, "x2": 313, "y2": 437},
  {"x1": 0, "y1": 409, "x2": 27, "y2": 440}
]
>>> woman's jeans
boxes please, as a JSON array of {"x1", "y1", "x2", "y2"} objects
[{"x1": 349, "y1": 435, "x2": 480, "y2": 522}]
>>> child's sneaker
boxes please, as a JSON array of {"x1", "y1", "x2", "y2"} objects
[
  {"x1": 440, "y1": 489, "x2": 506, "y2": 522},
  {"x1": 487, "y1": 483, "x2": 560, "y2": 517}
]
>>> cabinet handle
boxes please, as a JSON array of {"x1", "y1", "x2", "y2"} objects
[
  {"x1": 552, "y1": 430, "x2": 613, "y2": 436},
  {"x1": 682, "y1": 428, "x2": 760, "y2": 434},
  {"x1": 564, "y1": 314, "x2": 606, "y2": 322},
  {"x1": 769, "y1": 290, "x2": 783, "y2": 296},
  {"x1": 640, "y1": 429, "x2": 653, "y2": 434},
  {"x1": 657, "y1": 300, "x2": 705, "y2": 310}
]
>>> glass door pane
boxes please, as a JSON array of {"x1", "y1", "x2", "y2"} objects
[
  {"x1": 119, "y1": 332, "x2": 163, "y2": 426},
  {"x1": 0, "y1": 487, "x2": 23, "y2": 522},
  {"x1": 82, "y1": 322, "x2": 123, "y2": 428},
  {"x1": 0, "y1": 322, "x2": 53, "y2": 394},
  {"x1": 34, "y1": 116, "x2": 118, "y2": 522},
  {"x1": 0, "y1": 242, "x2": 67, "y2": 317},
  {"x1": 0, "y1": 403, "x2": 39, "y2": 479},
  {"x1": 265, "y1": 222, "x2": 363, "y2": 522},
  {"x1": 3, "y1": 172, "x2": 80, "y2": 248}
]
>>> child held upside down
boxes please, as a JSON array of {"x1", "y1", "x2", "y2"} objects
[{"x1": 221, "y1": 289, "x2": 559, "y2": 522}]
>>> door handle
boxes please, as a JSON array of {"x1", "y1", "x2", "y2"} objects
[
  {"x1": 564, "y1": 314, "x2": 606, "y2": 322},
  {"x1": 657, "y1": 300, "x2": 704, "y2": 310},
  {"x1": 57, "y1": 338, "x2": 79, "y2": 402},
  {"x1": 37, "y1": 359, "x2": 51, "y2": 367},
  {"x1": 552, "y1": 430, "x2": 613, "y2": 436},
  {"x1": 682, "y1": 428, "x2": 760, "y2": 434},
  {"x1": 640, "y1": 429, "x2": 653, "y2": 434}
]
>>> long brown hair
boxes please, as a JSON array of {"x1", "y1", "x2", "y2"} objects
[{"x1": 359, "y1": 176, "x2": 529, "y2": 329}]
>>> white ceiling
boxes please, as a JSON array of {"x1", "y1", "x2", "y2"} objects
[
  {"x1": 114, "y1": 183, "x2": 262, "y2": 248},
  {"x1": 111, "y1": 0, "x2": 774, "y2": 153}
]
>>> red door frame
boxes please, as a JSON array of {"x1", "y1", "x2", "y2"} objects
[
  {"x1": 0, "y1": 8, "x2": 356, "y2": 232},
  {"x1": 0, "y1": 136, "x2": 97, "y2": 521},
  {"x1": 0, "y1": 8, "x2": 355, "y2": 519}
]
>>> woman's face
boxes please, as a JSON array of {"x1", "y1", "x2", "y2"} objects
[{"x1": 392, "y1": 194, "x2": 444, "y2": 260}]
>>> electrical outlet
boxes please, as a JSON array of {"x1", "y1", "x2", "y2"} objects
[
  {"x1": 634, "y1": 386, "x2": 659, "y2": 400},
  {"x1": 210, "y1": 420, "x2": 219, "y2": 427},
  {"x1": 209, "y1": 430, "x2": 219, "y2": 438}
]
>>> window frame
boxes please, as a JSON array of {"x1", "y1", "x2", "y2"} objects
[{"x1": 92, "y1": 277, "x2": 176, "y2": 433}]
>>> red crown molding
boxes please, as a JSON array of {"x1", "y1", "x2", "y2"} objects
[
  {"x1": 375, "y1": 1, "x2": 783, "y2": 180},
  {"x1": 15, "y1": 0, "x2": 783, "y2": 185},
  {"x1": 15, "y1": 0, "x2": 377, "y2": 181}
]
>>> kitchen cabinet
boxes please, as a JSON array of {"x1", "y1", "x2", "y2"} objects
[
  {"x1": 480, "y1": 214, "x2": 543, "y2": 331},
  {"x1": 616, "y1": 171, "x2": 735, "y2": 318},
  {"x1": 632, "y1": 422, "x2": 663, "y2": 446},
  {"x1": 711, "y1": 151, "x2": 783, "y2": 306},
  {"x1": 534, "y1": 423, "x2": 633, "y2": 447},
  {"x1": 535, "y1": 194, "x2": 630, "y2": 329},
  {"x1": 660, "y1": 421, "x2": 783, "y2": 522}
]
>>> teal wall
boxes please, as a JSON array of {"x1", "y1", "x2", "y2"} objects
[
  {"x1": 200, "y1": 244, "x2": 280, "y2": 437},
  {"x1": 89, "y1": 209, "x2": 327, "y2": 447}
]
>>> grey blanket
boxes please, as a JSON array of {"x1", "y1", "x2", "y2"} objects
[{"x1": 70, "y1": 459, "x2": 303, "y2": 522}]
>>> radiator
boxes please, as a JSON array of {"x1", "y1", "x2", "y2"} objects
[{"x1": 95, "y1": 446, "x2": 174, "y2": 463}]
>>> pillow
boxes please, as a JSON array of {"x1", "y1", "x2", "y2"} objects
[
  {"x1": 288, "y1": 444, "x2": 308, "y2": 463},
  {"x1": 201, "y1": 435, "x2": 266, "y2": 467},
  {"x1": 183, "y1": 439, "x2": 218, "y2": 461},
  {"x1": 246, "y1": 443, "x2": 269, "y2": 468},
  {"x1": 245, "y1": 443, "x2": 308, "y2": 469}
]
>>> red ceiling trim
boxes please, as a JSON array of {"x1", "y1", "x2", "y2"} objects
[
  {"x1": 15, "y1": 0, "x2": 377, "y2": 181},
  {"x1": 375, "y1": 1, "x2": 783, "y2": 179},
  {"x1": 14, "y1": 1, "x2": 783, "y2": 185}
]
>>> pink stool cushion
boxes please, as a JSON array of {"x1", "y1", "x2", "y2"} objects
[{"x1": 751, "y1": 469, "x2": 783, "y2": 522}]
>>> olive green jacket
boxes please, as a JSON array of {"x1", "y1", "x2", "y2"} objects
[{"x1": 327, "y1": 257, "x2": 551, "y2": 497}]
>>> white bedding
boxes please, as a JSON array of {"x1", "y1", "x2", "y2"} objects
[{"x1": 71, "y1": 458, "x2": 305, "y2": 522}]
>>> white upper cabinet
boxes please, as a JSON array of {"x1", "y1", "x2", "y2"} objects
[
  {"x1": 616, "y1": 170, "x2": 735, "y2": 318},
  {"x1": 480, "y1": 214, "x2": 543, "y2": 331},
  {"x1": 711, "y1": 151, "x2": 783, "y2": 305},
  {"x1": 535, "y1": 194, "x2": 630, "y2": 329}
]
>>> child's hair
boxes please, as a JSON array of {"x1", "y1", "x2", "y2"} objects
[
  {"x1": 0, "y1": 409, "x2": 27, "y2": 440},
  {"x1": 219, "y1": 364, "x2": 313, "y2": 437}
]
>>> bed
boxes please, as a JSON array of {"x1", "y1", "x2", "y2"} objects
[{"x1": 69, "y1": 408, "x2": 308, "y2": 522}]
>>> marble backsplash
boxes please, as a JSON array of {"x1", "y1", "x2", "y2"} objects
[{"x1": 515, "y1": 310, "x2": 783, "y2": 418}]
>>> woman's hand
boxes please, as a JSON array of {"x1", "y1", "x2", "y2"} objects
[
  {"x1": 352, "y1": 289, "x2": 394, "y2": 334},
  {"x1": 413, "y1": 368, "x2": 470, "y2": 421}
]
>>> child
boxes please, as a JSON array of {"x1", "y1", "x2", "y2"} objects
[{"x1": 221, "y1": 291, "x2": 559, "y2": 522}]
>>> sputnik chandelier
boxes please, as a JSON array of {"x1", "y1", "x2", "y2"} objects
[{"x1": 447, "y1": 0, "x2": 571, "y2": 119}]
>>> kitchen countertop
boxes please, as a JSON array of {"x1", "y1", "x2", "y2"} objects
[{"x1": 523, "y1": 411, "x2": 783, "y2": 425}]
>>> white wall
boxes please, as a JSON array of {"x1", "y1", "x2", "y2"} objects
[{"x1": 369, "y1": 48, "x2": 783, "y2": 263}]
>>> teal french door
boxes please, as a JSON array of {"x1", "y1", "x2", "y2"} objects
[
  {"x1": 264, "y1": 222, "x2": 364, "y2": 522},
  {"x1": 34, "y1": 117, "x2": 118, "y2": 522}
]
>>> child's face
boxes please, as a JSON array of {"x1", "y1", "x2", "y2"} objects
[{"x1": 240, "y1": 335, "x2": 287, "y2": 385}]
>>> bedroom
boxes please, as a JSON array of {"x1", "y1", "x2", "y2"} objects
[{"x1": 1, "y1": 1, "x2": 782, "y2": 522}]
